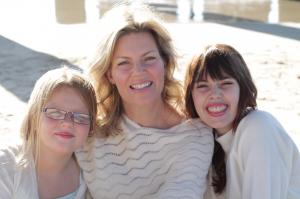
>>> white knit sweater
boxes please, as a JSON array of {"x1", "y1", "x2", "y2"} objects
[
  {"x1": 76, "y1": 116, "x2": 214, "y2": 199},
  {"x1": 204, "y1": 110, "x2": 300, "y2": 199}
]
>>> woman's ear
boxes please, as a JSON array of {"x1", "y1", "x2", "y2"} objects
[{"x1": 106, "y1": 69, "x2": 115, "y2": 84}]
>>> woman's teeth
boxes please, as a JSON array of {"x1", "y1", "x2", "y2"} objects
[{"x1": 130, "y1": 81, "x2": 151, "y2": 89}]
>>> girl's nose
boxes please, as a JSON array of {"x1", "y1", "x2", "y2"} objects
[
  {"x1": 209, "y1": 85, "x2": 222, "y2": 98},
  {"x1": 60, "y1": 112, "x2": 74, "y2": 126}
]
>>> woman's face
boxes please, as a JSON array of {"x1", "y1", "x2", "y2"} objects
[
  {"x1": 39, "y1": 86, "x2": 90, "y2": 156},
  {"x1": 192, "y1": 74, "x2": 240, "y2": 136},
  {"x1": 108, "y1": 32, "x2": 165, "y2": 110}
]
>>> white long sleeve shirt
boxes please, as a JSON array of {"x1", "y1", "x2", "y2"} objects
[
  {"x1": 76, "y1": 116, "x2": 214, "y2": 199},
  {"x1": 204, "y1": 110, "x2": 300, "y2": 199},
  {"x1": 0, "y1": 145, "x2": 87, "y2": 199}
]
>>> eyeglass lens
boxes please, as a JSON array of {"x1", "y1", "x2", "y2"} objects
[{"x1": 43, "y1": 108, "x2": 91, "y2": 125}]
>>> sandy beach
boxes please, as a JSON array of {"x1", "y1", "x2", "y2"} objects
[{"x1": 0, "y1": 1, "x2": 300, "y2": 148}]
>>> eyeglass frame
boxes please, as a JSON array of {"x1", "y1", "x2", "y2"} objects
[{"x1": 42, "y1": 107, "x2": 91, "y2": 125}]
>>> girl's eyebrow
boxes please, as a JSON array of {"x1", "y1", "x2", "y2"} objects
[
  {"x1": 221, "y1": 76, "x2": 234, "y2": 80},
  {"x1": 196, "y1": 75, "x2": 233, "y2": 82},
  {"x1": 196, "y1": 79, "x2": 207, "y2": 83}
]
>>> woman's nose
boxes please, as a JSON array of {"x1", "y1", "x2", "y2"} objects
[{"x1": 133, "y1": 61, "x2": 145, "y2": 73}]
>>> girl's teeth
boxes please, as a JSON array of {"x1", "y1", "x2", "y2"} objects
[
  {"x1": 208, "y1": 105, "x2": 226, "y2": 113},
  {"x1": 131, "y1": 82, "x2": 151, "y2": 89}
]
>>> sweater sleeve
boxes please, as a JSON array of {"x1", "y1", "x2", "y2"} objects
[
  {"x1": 0, "y1": 148, "x2": 15, "y2": 198},
  {"x1": 228, "y1": 110, "x2": 299, "y2": 199}
]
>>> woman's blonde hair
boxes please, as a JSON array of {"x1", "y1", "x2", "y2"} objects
[
  {"x1": 88, "y1": 4, "x2": 183, "y2": 137},
  {"x1": 19, "y1": 67, "x2": 97, "y2": 166}
]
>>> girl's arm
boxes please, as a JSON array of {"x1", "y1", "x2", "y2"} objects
[
  {"x1": 0, "y1": 148, "x2": 15, "y2": 198},
  {"x1": 228, "y1": 110, "x2": 300, "y2": 199}
]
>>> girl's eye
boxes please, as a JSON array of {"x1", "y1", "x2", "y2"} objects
[
  {"x1": 196, "y1": 83, "x2": 209, "y2": 90},
  {"x1": 221, "y1": 80, "x2": 234, "y2": 86},
  {"x1": 197, "y1": 84, "x2": 207, "y2": 88},
  {"x1": 223, "y1": 81, "x2": 233, "y2": 85}
]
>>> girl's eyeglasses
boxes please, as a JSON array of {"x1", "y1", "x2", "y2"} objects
[{"x1": 42, "y1": 108, "x2": 91, "y2": 125}]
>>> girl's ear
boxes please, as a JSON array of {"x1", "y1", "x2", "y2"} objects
[{"x1": 106, "y1": 69, "x2": 115, "y2": 84}]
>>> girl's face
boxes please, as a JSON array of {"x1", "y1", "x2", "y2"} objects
[
  {"x1": 39, "y1": 86, "x2": 90, "y2": 156},
  {"x1": 108, "y1": 32, "x2": 165, "y2": 110},
  {"x1": 192, "y1": 73, "x2": 240, "y2": 136}
]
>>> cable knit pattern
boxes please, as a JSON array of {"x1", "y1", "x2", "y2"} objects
[{"x1": 76, "y1": 116, "x2": 214, "y2": 199}]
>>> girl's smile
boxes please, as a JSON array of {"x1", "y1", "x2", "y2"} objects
[
  {"x1": 192, "y1": 74, "x2": 240, "y2": 136},
  {"x1": 206, "y1": 103, "x2": 228, "y2": 117}
]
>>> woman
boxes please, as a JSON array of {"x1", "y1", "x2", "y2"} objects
[
  {"x1": 76, "y1": 4, "x2": 214, "y2": 199},
  {"x1": 184, "y1": 43, "x2": 300, "y2": 199}
]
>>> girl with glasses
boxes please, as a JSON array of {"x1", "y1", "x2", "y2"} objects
[{"x1": 0, "y1": 67, "x2": 97, "y2": 199}]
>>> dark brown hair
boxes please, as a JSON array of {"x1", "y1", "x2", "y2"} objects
[{"x1": 184, "y1": 44, "x2": 257, "y2": 193}]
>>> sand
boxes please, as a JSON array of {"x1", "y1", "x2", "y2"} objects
[{"x1": 0, "y1": 5, "x2": 300, "y2": 148}]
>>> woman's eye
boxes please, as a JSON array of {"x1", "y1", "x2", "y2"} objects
[
  {"x1": 116, "y1": 61, "x2": 131, "y2": 71},
  {"x1": 145, "y1": 56, "x2": 155, "y2": 60},
  {"x1": 117, "y1": 61, "x2": 129, "y2": 66},
  {"x1": 144, "y1": 56, "x2": 156, "y2": 64}
]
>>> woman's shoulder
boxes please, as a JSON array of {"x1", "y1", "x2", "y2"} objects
[
  {"x1": 154, "y1": 118, "x2": 213, "y2": 141},
  {"x1": 186, "y1": 118, "x2": 213, "y2": 135}
]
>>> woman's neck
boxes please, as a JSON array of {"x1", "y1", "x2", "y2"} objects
[{"x1": 124, "y1": 100, "x2": 183, "y2": 129}]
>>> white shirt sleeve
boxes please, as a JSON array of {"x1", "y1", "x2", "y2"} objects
[
  {"x1": 0, "y1": 148, "x2": 15, "y2": 198},
  {"x1": 227, "y1": 110, "x2": 300, "y2": 199},
  {"x1": 0, "y1": 146, "x2": 41, "y2": 199}
]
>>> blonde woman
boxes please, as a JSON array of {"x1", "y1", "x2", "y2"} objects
[
  {"x1": 76, "y1": 4, "x2": 214, "y2": 199},
  {"x1": 0, "y1": 67, "x2": 97, "y2": 199}
]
